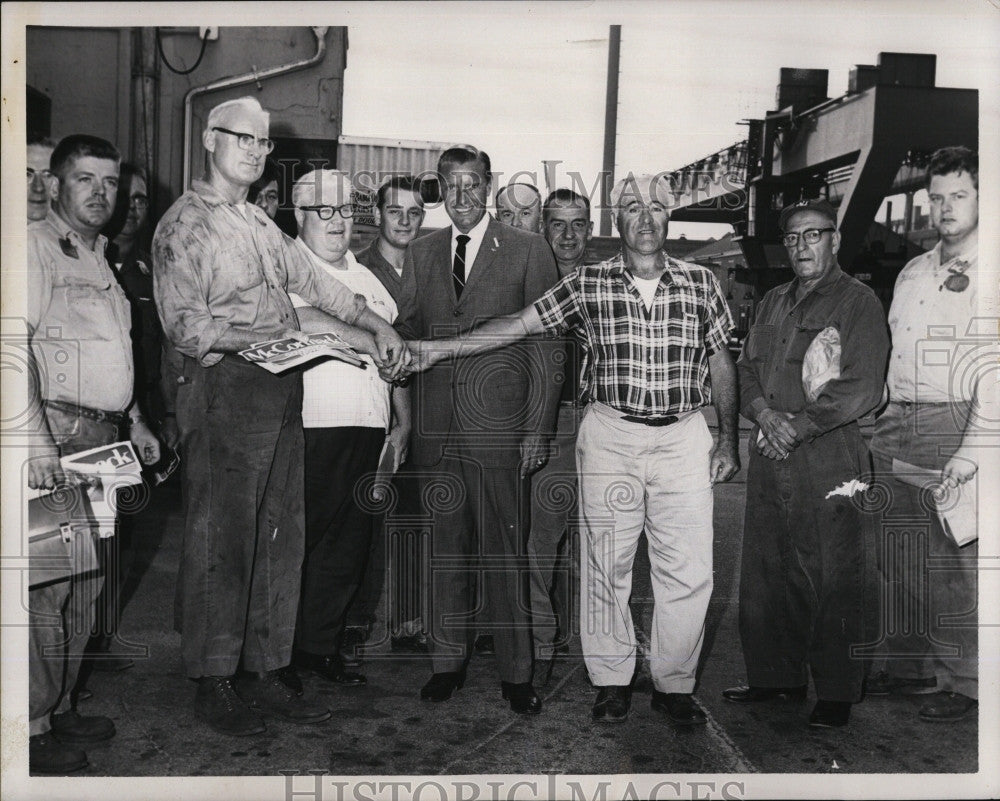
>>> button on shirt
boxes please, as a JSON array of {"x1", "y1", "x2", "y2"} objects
[
  {"x1": 737, "y1": 266, "x2": 889, "y2": 441},
  {"x1": 289, "y1": 242, "x2": 398, "y2": 429},
  {"x1": 534, "y1": 253, "x2": 733, "y2": 417},
  {"x1": 451, "y1": 213, "x2": 491, "y2": 282},
  {"x1": 153, "y1": 180, "x2": 367, "y2": 367},
  {"x1": 27, "y1": 215, "x2": 134, "y2": 411},
  {"x1": 886, "y1": 242, "x2": 979, "y2": 403}
]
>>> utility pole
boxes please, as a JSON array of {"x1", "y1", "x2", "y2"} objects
[
  {"x1": 131, "y1": 28, "x2": 160, "y2": 206},
  {"x1": 600, "y1": 25, "x2": 621, "y2": 237}
]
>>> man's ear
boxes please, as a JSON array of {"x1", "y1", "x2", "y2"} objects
[
  {"x1": 202, "y1": 128, "x2": 216, "y2": 154},
  {"x1": 373, "y1": 207, "x2": 381, "y2": 227},
  {"x1": 831, "y1": 230, "x2": 841, "y2": 256},
  {"x1": 294, "y1": 208, "x2": 304, "y2": 230}
]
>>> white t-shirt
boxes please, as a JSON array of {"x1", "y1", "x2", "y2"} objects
[
  {"x1": 630, "y1": 274, "x2": 662, "y2": 311},
  {"x1": 289, "y1": 241, "x2": 397, "y2": 429}
]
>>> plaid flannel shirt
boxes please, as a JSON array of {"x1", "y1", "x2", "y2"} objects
[{"x1": 533, "y1": 252, "x2": 733, "y2": 417}]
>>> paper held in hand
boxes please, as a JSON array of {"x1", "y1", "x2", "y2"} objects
[
  {"x1": 890, "y1": 458, "x2": 978, "y2": 547},
  {"x1": 239, "y1": 331, "x2": 366, "y2": 373}
]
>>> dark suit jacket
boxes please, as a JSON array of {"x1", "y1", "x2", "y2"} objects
[{"x1": 396, "y1": 217, "x2": 561, "y2": 468}]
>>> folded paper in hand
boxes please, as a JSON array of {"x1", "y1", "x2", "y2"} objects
[
  {"x1": 802, "y1": 326, "x2": 840, "y2": 402},
  {"x1": 239, "y1": 331, "x2": 365, "y2": 374},
  {"x1": 890, "y1": 458, "x2": 978, "y2": 547}
]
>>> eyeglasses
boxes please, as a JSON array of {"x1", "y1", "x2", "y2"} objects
[
  {"x1": 212, "y1": 127, "x2": 275, "y2": 154},
  {"x1": 299, "y1": 204, "x2": 354, "y2": 220},
  {"x1": 27, "y1": 168, "x2": 52, "y2": 184},
  {"x1": 129, "y1": 195, "x2": 150, "y2": 210},
  {"x1": 781, "y1": 227, "x2": 836, "y2": 247}
]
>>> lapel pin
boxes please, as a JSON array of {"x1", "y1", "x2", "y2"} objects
[{"x1": 493, "y1": 237, "x2": 499, "y2": 248}]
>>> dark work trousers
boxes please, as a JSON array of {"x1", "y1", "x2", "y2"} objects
[
  {"x1": 420, "y1": 455, "x2": 533, "y2": 684},
  {"x1": 29, "y1": 409, "x2": 115, "y2": 735},
  {"x1": 384, "y1": 463, "x2": 429, "y2": 635},
  {"x1": 296, "y1": 426, "x2": 386, "y2": 656},
  {"x1": 739, "y1": 422, "x2": 878, "y2": 702},
  {"x1": 175, "y1": 355, "x2": 305, "y2": 679},
  {"x1": 869, "y1": 400, "x2": 978, "y2": 699}
]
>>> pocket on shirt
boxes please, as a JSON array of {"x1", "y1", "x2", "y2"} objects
[
  {"x1": 668, "y1": 311, "x2": 704, "y2": 348},
  {"x1": 220, "y1": 245, "x2": 264, "y2": 291},
  {"x1": 788, "y1": 324, "x2": 826, "y2": 364},
  {"x1": 743, "y1": 323, "x2": 774, "y2": 356}
]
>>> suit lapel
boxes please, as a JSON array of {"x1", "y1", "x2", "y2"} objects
[{"x1": 459, "y1": 218, "x2": 502, "y2": 302}]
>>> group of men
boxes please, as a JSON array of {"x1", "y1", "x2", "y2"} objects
[{"x1": 23, "y1": 88, "x2": 983, "y2": 775}]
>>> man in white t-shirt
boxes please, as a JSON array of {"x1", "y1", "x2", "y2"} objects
[{"x1": 284, "y1": 169, "x2": 406, "y2": 690}]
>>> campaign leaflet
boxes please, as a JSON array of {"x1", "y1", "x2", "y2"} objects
[
  {"x1": 238, "y1": 331, "x2": 366, "y2": 374},
  {"x1": 59, "y1": 441, "x2": 144, "y2": 486}
]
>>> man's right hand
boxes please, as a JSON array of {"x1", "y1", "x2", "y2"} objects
[
  {"x1": 757, "y1": 407, "x2": 799, "y2": 455},
  {"x1": 28, "y1": 443, "x2": 63, "y2": 491}
]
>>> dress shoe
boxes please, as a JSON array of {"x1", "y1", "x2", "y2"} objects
[
  {"x1": 533, "y1": 658, "x2": 554, "y2": 688},
  {"x1": 29, "y1": 733, "x2": 87, "y2": 774},
  {"x1": 501, "y1": 681, "x2": 542, "y2": 715},
  {"x1": 274, "y1": 664, "x2": 304, "y2": 696},
  {"x1": 918, "y1": 692, "x2": 977, "y2": 722},
  {"x1": 195, "y1": 676, "x2": 266, "y2": 736},
  {"x1": 651, "y1": 691, "x2": 707, "y2": 725},
  {"x1": 809, "y1": 700, "x2": 852, "y2": 728},
  {"x1": 722, "y1": 684, "x2": 808, "y2": 704},
  {"x1": 391, "y1": 633, "x2": 429, "y2": 654},
  {"x1": 865, "y1": 671, "x2": 937, "y2": 697},
  {"x1": 294, "y1": 650, "x2": 366, "y2": 686},
  {"x1": 420, "y1": 671, "x2": 465, "y2": 702},
  {"x1": 237, "y1": 671, "x2": 332, "y2": 724},
  {"x1": 50, "y1": 710, "x2": 116, "y2": 744},
  {"x1": 592, "y1": 686, "x2": 631, "y2": 723},
  {"x1": 474, "y1": 634, "x2": 495, "y2": 655}
]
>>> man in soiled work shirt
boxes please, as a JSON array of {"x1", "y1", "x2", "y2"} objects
[
  {"x1": 153, "y1": 96, "x2": 408, "y2": 737},
  {"x1": 728, "y1": 198, "x2": 889, "y2": 728}
]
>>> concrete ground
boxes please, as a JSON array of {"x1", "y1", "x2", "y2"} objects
[{"x1": 67, "y1": 417, "x2": 977, "y2": 777}]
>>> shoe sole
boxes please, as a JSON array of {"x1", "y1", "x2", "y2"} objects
[
  {"x1": 195, "y1": 709, "x2": 266, "y2": 736},
  {"x1": 723, "y1": 692, "x2": 808, "y2": 704},
  {"x1": 918, "y1": 710, "x2": 977, "y2": 723},
  {"x1": 250, "y1": 707, "x2": 332, "y2": 725},
  {"x1": 808, "y1": 720, "x2": 848, "y2": 728},
  {"x1": 652, "y1": 705, "x2": 708, "y2": 726},
  {"x1": 30, "y1": 759, "x2": 89, "y2": 775},
  {"x1": 592, "y1": 713, "x2": 629, "y2": 724},
  {"x1": 297, "y1": 667, "x2": 367, "y2": 687},
  {"x1": 51, "y1": 730, "x2": 116, "y2": 745}
]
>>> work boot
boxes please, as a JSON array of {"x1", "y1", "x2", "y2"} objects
[
  {"x1": 865, "y1": 671, "x2": 937, "y2": 697},
  {"x1": 194, "y1": 676, "x2": 266, "y2": 736},
  {"x1": 29, "y1": 733, "x2": 87, "y2": 774},
  {"x1": 237, "y1": 671, "x2": 332, "y2": 724},
  {"x1": 50, "y1": 710, "x2": 116, "y2": 744},
  {"x1": 918, "y1": 692, "x2": 977, "y2": 722}
]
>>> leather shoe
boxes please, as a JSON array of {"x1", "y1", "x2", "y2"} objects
[
  {"x1": 865, "y1": 671, "x2": 937, "y2": 697},
  {"x1": 474, "y1": 634, "x2": 495, "y2": 655},
  {"x1": 391, "y1": 633, "x2": 429, "y2": 654},
  {"x1": 294, "y1": 650, "x2": 366, "y2": 686},
  {"x1": 918, "y1": 692, "x2": 977, "y2": 722},
  {"x1": 237, "y1": 671, "x2": 331, "y2": 724},
  {"x1": 195, "y1": 676, "x2": 266, "y2": 736},
  {"x1": 274, "y1": 665, "x2": 304, "y2": 696},
  {"x1": 420, "y1": 671, "x2": 465, "y2": 702},
  {"x1": 501, "y1": 681, "x2": 542, "y2": 715},
  {"x1": 592, "y1": 686, "x2": 631, "y2": 723},
  {"x1": 29, "y1": 733, "x2": 87, "y2": 774},
  {"x1": 533, "y1": 658, "x2": 554, "y2": 688},
  {"x1": 809, "y1": 700, "x2": 851, "y2": 728},
  {"x1": 651, "y1": 691, "x2": 707, "y2": 725},
  {"x1": 50, "y1": 710, "x2": 116, "y2": 744},
  {"x1": 722, "y1": 684, "x2": 808, "y2": 704}
]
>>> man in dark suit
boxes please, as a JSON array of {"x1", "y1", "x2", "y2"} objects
[{"x1": 394, "y1": 145, "x2": 560, "y2": 714}]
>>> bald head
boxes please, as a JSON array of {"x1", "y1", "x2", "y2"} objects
[{"x1": 496, "y1": 183, "x2": 542, "y2": 233}]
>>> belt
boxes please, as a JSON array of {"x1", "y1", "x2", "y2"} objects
[
  {"x1": 43, "y1": 398, "x2": 127, "y2": 428},
  {"x1": 620, "y1": 414, "x2": 679, "y2": 427}
]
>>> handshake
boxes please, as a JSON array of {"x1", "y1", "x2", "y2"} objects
[{"x1": 376, "y1": 340, "x2": 447, "y2": 384}]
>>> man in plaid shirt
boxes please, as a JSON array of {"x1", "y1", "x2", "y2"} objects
[{"x1": 406, "y1": 173, "x2": 740, "y2": 726}]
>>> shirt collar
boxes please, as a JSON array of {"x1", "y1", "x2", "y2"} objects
[
  {"x1": 608, "y1": 251, "x2": 689, "y2": 285},
  {"x1": 296, "y1": 236, "x2": 360, "y2": 272},
  {"x1": 46, "y1": 210, "x2": 108, "y2": 254},
  {"x1": 452, "y1": 213, "x2": 491, "y2": 247},
  {"x1": 931, "y1": 240, "x2": 979, "y2": 269},
  {"x1": 777, "y1": 264, "x2": 844, "y2": 297},
  {"x1": 191, "y1": 178, "x2": 271, "y2": 225}
]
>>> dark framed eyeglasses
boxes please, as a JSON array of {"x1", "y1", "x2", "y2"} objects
[
  {"x1": 299, "y1": 204, "x2": 354, "y2": 220},
  {"x1": 781, "y1": 227, "x2": 836, "y2": 247},
  {"x1": 129, "y1": 195, "x2": 150, "y2": 210},
  {"x1": 212, "y1": 126, "x2": 275, "y2": 154}
]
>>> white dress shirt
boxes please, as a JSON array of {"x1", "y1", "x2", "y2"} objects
[{"x1": 450, "y1": 213, "x2": 492, "y2": 281}]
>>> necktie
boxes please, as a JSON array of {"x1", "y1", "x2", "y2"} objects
[{"x1": 453, "y1": 234, "x2": 470, "y2": 299}]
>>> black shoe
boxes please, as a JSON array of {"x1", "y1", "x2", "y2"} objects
[
  {"x1": 29, "y1": 733, "x2": 87, "y2": 774},
  {"x1": 236, "y1": 671, "x2": 332, "y2": 724},
  {"x1": 809, "y1": 700, "x2": 852, "y2": 728},
  {"x1": 865, "y1": 671, "x2": 937, "y2": 697},
  {"x1": 195, "y1": 676, "x2": 266, "y2": 736},
  {"x1": 294, "y1": 650, "x2": 367, "y2": 686},
  {"x1": 501, "y1": 681, "x2": 542, "y2": 715},
  {"x1": 651, "y1": 691, "x2": 707, "y2": 725},
  {"x1": 533, "y1": 658, "x2": 554, "y2": 688},
  {"x1": 391, "y1": 633, "x2": 429, "y2": 654},
  {"x1": 918, "y1": 692, "x2": 978, "y2": 722},
  {"x1": 722, "y1": 684, "x2": 808, "y2": 704},
  {"x1": 420, "y1": 671, "x2": 465, "y2": 702},
  {"x1": 274, "y1": 665, "x2": 304, "y2": 696},
  {"x1": 474, "y1": 634, "x2": 495, "y2": 655},
  {"x1": 50, "y1": 710, "x2": 116, "y2": 744},
  {"x1": 592, "y1": 686, "x2": 631, "y2": 723}
]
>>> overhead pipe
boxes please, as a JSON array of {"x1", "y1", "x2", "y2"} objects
[{"x1": 181, "y1": 26, "x2": 329, "y2": 191}]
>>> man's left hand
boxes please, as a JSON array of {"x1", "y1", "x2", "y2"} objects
[
  {"x1": 386, "y1": 423, "x2": 410, "y2": 472},
  {"x1": 520, "y1": 433, "x2": 551, "y2": 479},
  {"x1": 941, "y1": 448, "x2": 978, "y2": 489},
  {"x1": 375, "y1": 328, "x2": 410, "y2": 377},
  {"x1": 709, "y1": 440, "x2": 740, "y2": 484},
  {"x1": 130, "y1": 419, "x2": 161, "y2": 465}
]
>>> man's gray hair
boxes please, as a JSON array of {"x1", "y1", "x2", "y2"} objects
[
  {"x1": 610, "y1": 172, "x2": 671, "y2": 209},
  {"x1": 292, "y1": 169, "x2": 354, "y2": 208},
  {"x1": 205, "y1": 96, "x2": 269, "y2": 132}
]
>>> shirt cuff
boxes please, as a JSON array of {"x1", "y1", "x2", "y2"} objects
[
  {"x1": 789, "y1": 410, "x2": 817, "y2": 442},
  {"x1": 745, "y1": 396, "x2": 769, "y2": 422}
]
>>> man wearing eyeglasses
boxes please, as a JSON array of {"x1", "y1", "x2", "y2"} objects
[
  {"x1": 27, "y1": 136, "x2": 55, "y2": 222},
  {"x1": 728, "y1": 198, "x2": 889, "y2": 728},
  {"x1": 153, "y1": 97, "x2": 408, "y2": 737},
  {"x1": 868, "y1": 147, "x2": 984, "y2": 723}
]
